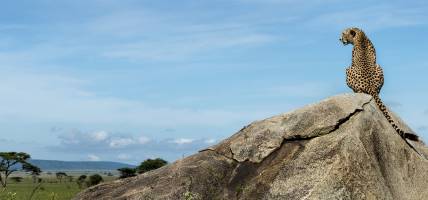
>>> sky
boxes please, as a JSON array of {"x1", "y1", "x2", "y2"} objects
[{"x1": 0, "y1": 0, "x2": 427, "y2": 164}]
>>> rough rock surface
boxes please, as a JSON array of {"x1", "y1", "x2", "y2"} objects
[{"x1": 74, "y1": 93, "x2": 428, "y2": 200}]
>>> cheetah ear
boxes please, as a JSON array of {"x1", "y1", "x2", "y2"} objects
[{"x1": 350, "y1": 30, "x2": 356, "y2": 37}]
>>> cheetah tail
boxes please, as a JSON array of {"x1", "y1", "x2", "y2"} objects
[{"x1": 372, "y1": 94, "x2": 419, "y2": 141}]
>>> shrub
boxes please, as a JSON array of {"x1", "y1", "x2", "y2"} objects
[
  {"x1": 9, "y1": 177, "x2": 23, "y2": 183},
  {"x1": 137, "y1": 158, "x2": 167, "y2": 174},
  {"x1": 87, "y1": 174, "x2": 103, "y2": 187},
  {"x1": 117, "y1": 168, "x2": 136, "y2": 179},
  {"x1": 76, "y1": 175, "x2": 87, "y2": 189}
]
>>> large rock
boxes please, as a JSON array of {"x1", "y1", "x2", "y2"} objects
[{"x1": 74, "y1": 93, "x2": 428, "y2": 200}]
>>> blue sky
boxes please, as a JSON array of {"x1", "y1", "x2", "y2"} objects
[{"x1": 0, "y1": 0, "x2": 427, "y2": 164}]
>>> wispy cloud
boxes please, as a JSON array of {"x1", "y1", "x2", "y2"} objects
[
  {"x1": 204, "y1": 139, "x2": 216, "y2": 144},
  {"x1": 0, "y1": 7, "x2": 280, "y2": 64},
  {"x1": 0, "y1": 138, "x2": 9, "y2": 143},
  {"x1": 1, "y1": 0, "x2": 427, "y2": 161},
  {"x1": 138, "y1": 136, "x2": 151, "y2": 144},
  {"x1": 385, "y1": 100, "x2": 403, "y2": 109},
  {"x1": 418, "y1": 126, "x2": 428, "y2": 131},
  {"x1": 308, "y1": 4, "x2": 427, "y2": 31},
  {"x1": 87, "y1": 154, "x2": 101, "y2": 161},
  {"x1": 264, "y1": 83, "x2": 333, "y2": 98},
  {"x1": 0, "y1": 71, "x2": 263, "y2": 126},
  {"x1": 100, "y1": 33, "x2": 275, "y2": 61},
  {"x1": 109, "y1": 138, "x2": 136, "y2": 148},
  {"x1": 50, "y1": 128, "x2": 218, "y2": 152},
  {"x1": 237, "y1": 0, "x2": 340, "y2": 5},
  {"x1": 170, "y1": 138, "x2": 194, "y2": 145},
  {"x1": 117, "y1": 153, "x2": 132, "y2": 161},
  {"x1": 0, "y1": 24, "x2": 28, "y2": 31},
  {"x1": 91, "y1": 131, "x2": 109, "y2": 142},
  {"x1": 47, "y1": 128, "x2": 220, "y2": 162},
  {"x1": 54, "y1": 129, "x2": 148, "y2": 151},
  {"x1": 86, "y1": 11, "x2": 277, "y2": 62}
]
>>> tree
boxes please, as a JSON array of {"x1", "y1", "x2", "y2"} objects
[
  {"x1": 77, "y1": 175, "x2": 87, "y2": 181},
  {"x1": 87, "y1": 174, "x2": 103, "y2": 186},
  {"x1": 23, "y1": 163, "x2": 42, "y2": 184},
  {"x1": 76, "y1": 175, "x2": 87, "y2": 189},
  {"x1": 136, "y1": 158, "x2": 167, "y2": 174},
  {"x1": 117, "y1": 167, "x2": 136, "y2": 179},
  {"x1": 55, "y1": 172, "x2": 67, "y2": 183},
  {"x1": 0, "y1": 152, "x2": 40, "y2": 187},
  {"x1": 10, "y1": 177, "x2": 23, "y2": 183}
]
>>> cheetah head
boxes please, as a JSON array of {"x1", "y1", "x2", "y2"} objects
[{"x1": 340, "y1": 27, "x2": 362, "y2": 45}]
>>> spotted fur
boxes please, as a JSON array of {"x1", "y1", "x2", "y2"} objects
[{"x1": 340, "y1": 27, "x2": 418, "y2": 141}]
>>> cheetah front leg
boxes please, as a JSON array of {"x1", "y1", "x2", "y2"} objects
[
  {"x1": 345, "y1": 67, "x2": 353, "y2": 91},
  {"x1": 346, "y1": 67, "x2": 362, "y2": 93}
]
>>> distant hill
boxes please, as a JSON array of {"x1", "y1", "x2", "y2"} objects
[{"x1": 23, "y1": 159, "x2": 135, "y2": 171}]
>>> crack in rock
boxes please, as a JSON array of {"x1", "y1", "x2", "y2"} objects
[
  {"x1": 199, "y1": 148, "x2": 239, "y2": 163},
  {"x1": 256, "y1": 98, "x2": 372, "y2": 164},
  {"x1": 206, "y1": 97, "x2": 373, "y2": 164},
  {"x1": 200, "y1": 96, "x2": 423, "y2": 163}
]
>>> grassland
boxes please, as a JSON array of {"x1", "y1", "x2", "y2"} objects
[{"x1": 0, "y1": 171, "x2": 117, "y2": 200}]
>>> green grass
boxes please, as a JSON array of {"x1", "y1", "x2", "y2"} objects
[{"x1": 0, "y1": 173, "x2": 117, "y2": 200}]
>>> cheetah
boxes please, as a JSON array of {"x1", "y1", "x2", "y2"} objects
[{"x1": 340, "y1": 27, "x2": 419, "y2": 141}]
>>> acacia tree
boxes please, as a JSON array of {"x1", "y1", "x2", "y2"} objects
[
  {"x1": 23, "y1": 163, "x2": 42, "y2": 183},
  {"x1": 87, "y1": 174, "x2": 103, "y2": 186},
  {"x1": 76, "y1": 175, "x2": 87, "y2": 189},
  {"x1": 55, "y1": 172, "x2": 67, "y2": 183},
  {"x1": 136, "y1": 158, "x2": 167, "y2": 174},
  {"x1": 0, "y1": 152, "x2": 40, "y2": 187},
  {"x1": 117, "y1": 167, "x2": 136, "y2": 179}
]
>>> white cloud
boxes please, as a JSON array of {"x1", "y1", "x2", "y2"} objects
[
  {"x1": 0, "y1": 138, "x2": 9, "y2": 143},
  {"x1": 204, "y1": 139, "x2": 216, "y2": 144},
  {"x1": 56, "y1": 129, "x2": 141, "y2": 150},
  {"x1": 308, "y1": 4, "x2": 427, "y2": 31},
  {"x1": 50, "y1": 129, "x2": 222, "y2": 162},
  {"x1": 0, "y1": 71, "x2": 262, "y2": 126},
  {"x1": 87, "y1": 154, "x2": 100, "y2": 161},
  {"x1": 79, "y1": 7, "x2": 278, "y2": 62},
  {"x1": 385, "y1": 101, "x2": 403, "y2": 109},
  {"x1": 117, "y1": 153, "x2": 132, "y2": 160},
  {"x1": 266, "y1": 83, "x2": 332, "y2": 98},
  {"x1": 109, "y1": 138, "x2": 136, "y2": 148},
  {"x1": 53, "y1": 129, "x2": 220, "y2": 152},
  {"x1": 50, "y1": 127, "x2": 63, "y2": 133},
  {"x1": 138, "y1": 136, "x2": 151, "y2": 144},
  {"x1": 0, "y1": 4, "x2": 280, "y2": 128},
  {"x1": 238, "y1": 0, "x2": 329, "y2": 4},
  {"x1": 100, "y1": 33, "x2": 274, "y2": 62},
  {"x1": 51, "y1": 130, "x2": 222, "y2": 162},
  {"x1": 0, "y1": 2, "x2": 303, "y2": 130},
  {"x1": 91, "y1": 131, "x2": 109, "y2": 142},
  {"x1": 57, "y1": 129, "x2": 82, "y2": 145},
  {"x1": 171, "y1": 138, "x2": 194, "y2": 145},
  {"x1": 0, "y1": 24, "x2": 28, "y2": 31},
  {"x1": 418, "y1": 126, "x2": 428, "y2": 131},
  {"x1": 5, "y1": 0, "x2": 427, "y2": 162}
]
